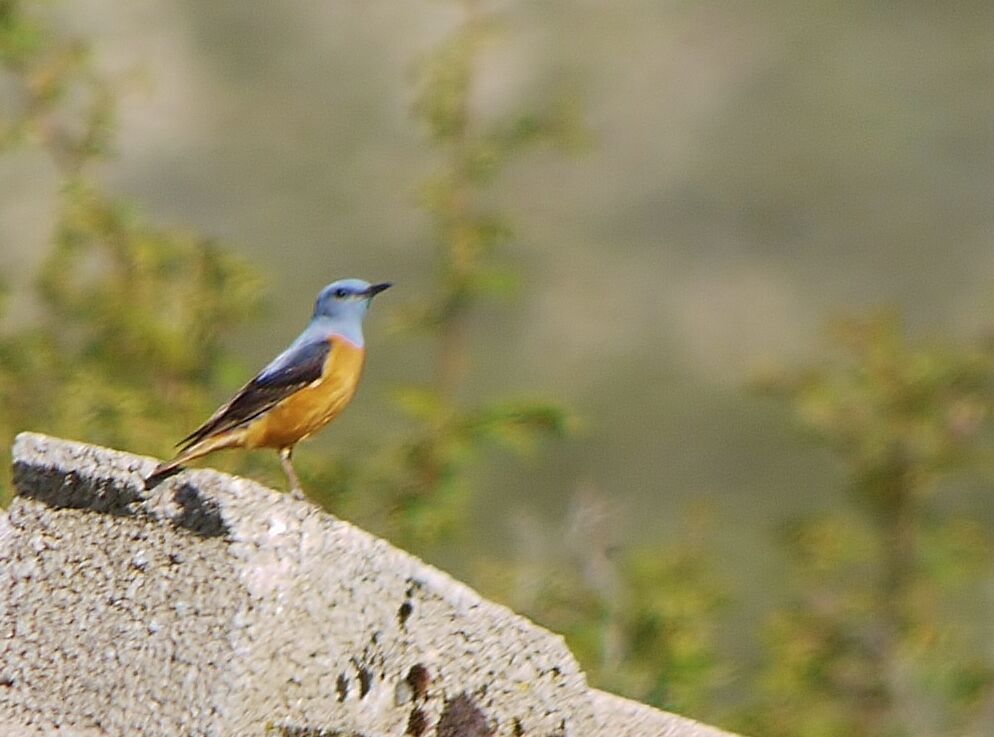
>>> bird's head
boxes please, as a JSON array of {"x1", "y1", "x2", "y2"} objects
[{"x1": 313, "y1": 278, "x2": 391, "y2": 321}]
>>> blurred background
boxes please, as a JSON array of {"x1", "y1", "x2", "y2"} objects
[{"x1": 3, "y1": 1, "x2": 994, "y2": 735}]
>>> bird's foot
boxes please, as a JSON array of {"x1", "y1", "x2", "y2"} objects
[{"x1": 279, "y1": 447, "x2": 307, "y2": 501}]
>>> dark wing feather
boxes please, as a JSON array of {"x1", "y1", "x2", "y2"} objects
[{"x1": 178, "y1": 339, "x2": 331, "y2": 449}]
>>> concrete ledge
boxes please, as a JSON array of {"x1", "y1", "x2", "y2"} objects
[
  {"x1": 590, "y1": 691, "x2": 735, "y2": 737},
  {"x1": 0, "y1": 433, "x2": 740, "y2": 737},
  {"x1": 0, "y1": 719, "x2": 104, "y2": 737}
]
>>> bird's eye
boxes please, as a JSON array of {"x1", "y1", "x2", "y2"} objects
[{"x1": 334, "y1": 288, "x2": 348, "y2": 299}]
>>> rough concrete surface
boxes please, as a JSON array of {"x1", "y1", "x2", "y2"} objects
[
  {"x1": 0, "y1": 433, "x2": 741, "y2": 737},
  {"x1": 590, "y1": 691, "x2": 735, "y2": 737}
]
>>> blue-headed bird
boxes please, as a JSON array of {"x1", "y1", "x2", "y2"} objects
[{"x1": 146, "y1": 278, "x2": 391, "y2": 496}]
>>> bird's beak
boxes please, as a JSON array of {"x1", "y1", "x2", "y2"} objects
[{"x1": 366, "y1": 282, "x2": 392, "y2": 298}]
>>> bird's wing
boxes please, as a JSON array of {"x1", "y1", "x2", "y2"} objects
[{"x1": 178, "y1": 338, "x2": 332, "y2": 449}]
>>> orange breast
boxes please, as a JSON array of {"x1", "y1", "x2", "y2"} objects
[{"x1": 243, "y1": 338, "x2": 366, "y2": 449}]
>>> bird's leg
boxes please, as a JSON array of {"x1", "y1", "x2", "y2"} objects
[{"x1": 279, "y1": 447, "x2": 305, "y2": 500}]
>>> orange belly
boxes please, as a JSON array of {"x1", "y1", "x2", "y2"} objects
[{"x1": 243, "y1": 338, "x2": 366, "y2": 449}]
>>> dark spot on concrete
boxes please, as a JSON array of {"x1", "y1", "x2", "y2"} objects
[
  {"x1": 404, "y1": 578, "x2": 425, "y2": 599},
  {"x1": 398, "y1": 600, "x2": 413, "y2": 626},
  {"x1": 406, "y1": 663, "x2": 430, "y2": 700},
  {"x1": 358, "y1": 667, "x2": 373, "y2": 698},
  {"x1": 0, "y1": 673, "x2": 14, "y2": 687},
  {"x1": 512, "y1": 718, "x2": 524, "y2": 737},
  {"x1": 336, "y1": 673, "x2": 349, "y2": 702},
  {"x1": 436, "y1": 693, "x2": 493, "y2": 737},
  {"x1": 12, "y1": 461, "x2": 141, "y2": 516},
  {"x1": 173, "y1": 483, "x2": 227, "y2": 538},
  {"x1": 407, "y1": 707, "x2": 429, "y2": 736}
]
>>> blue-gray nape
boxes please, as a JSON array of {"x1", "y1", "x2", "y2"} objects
[{"x1": 312, "y1": 278, "x2": 391, "y2": 320}]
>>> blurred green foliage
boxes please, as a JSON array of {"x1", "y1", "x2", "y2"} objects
[
  {"x1": 475, "y1": 492, "x2": 729, "y2": 716},
  {"x1": 0, "y1": 0, "x2": 264, "y2": 502},
  {"x1": 3, "y1": 3, "x2": 994, "y2": 736},
  {"x1": 741, "y1": 314, "x2": 994, "y2": 737}
]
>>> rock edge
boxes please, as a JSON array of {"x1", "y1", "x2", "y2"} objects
[{"x1": 0, "y1": 433, "x2": 739, "y2": 737}]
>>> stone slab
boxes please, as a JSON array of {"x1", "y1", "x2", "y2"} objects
[
  {"x1": 0, "y1": 433, "x2": 741, "y2": 737},
  {"x1": 590, "y1": 691, "x2": 735, "y2": 737}
]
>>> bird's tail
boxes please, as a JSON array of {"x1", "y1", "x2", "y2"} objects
[
  {"x1": 144, "y1": 462, "x2": 183, "y2": 490},
  {"x1": 144, "y1": 433, "x2": 242, "y2": 490}
]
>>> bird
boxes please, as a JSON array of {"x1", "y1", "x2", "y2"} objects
[{"x1": 145, "y1": 278, "x2": 391, "y2": 496}]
